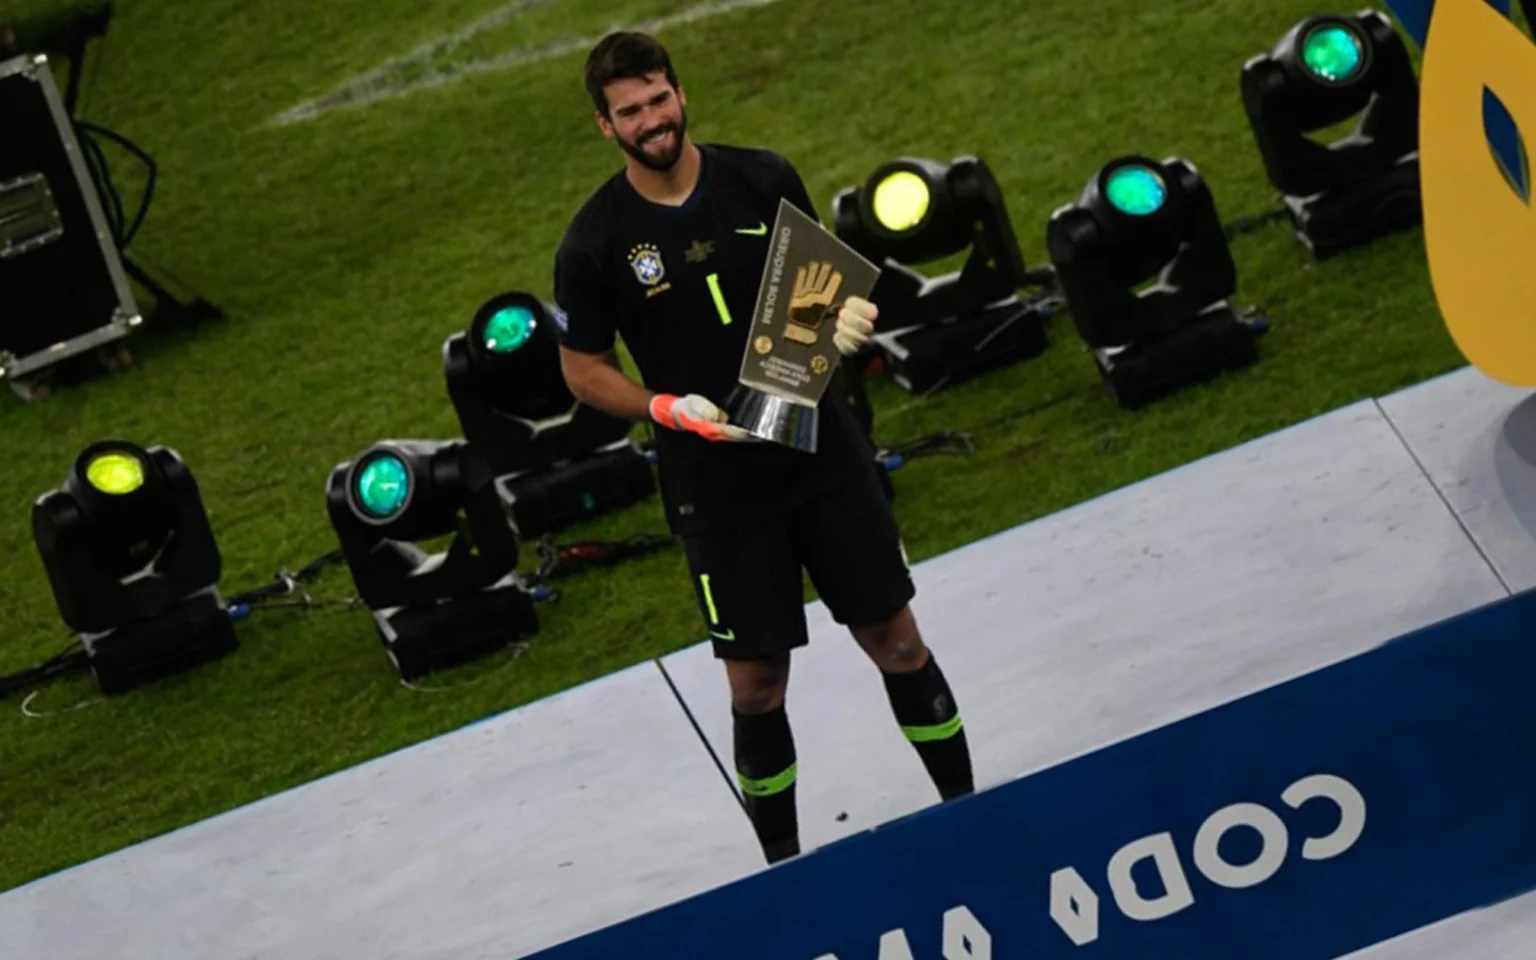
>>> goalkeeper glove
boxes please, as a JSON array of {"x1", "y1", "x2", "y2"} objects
[
  {"x1": 833, "y1": 296, "x2": 879, "y2": 356},
  {"x1": 649, "y1": 393, "x2": 755, "y2": 442}
]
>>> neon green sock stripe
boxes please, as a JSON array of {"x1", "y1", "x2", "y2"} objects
[
  {"x1": 706, "y1": 273, "x2": 733, "y2": 325},
  {"x1": 902, "y1": 714, "x2": 964, "y2": 743},
  {"x1": 738, "y1": 763, "x2": 797, "y2": 797}
]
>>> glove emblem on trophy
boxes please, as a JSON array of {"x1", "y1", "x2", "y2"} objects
[{"x1": 783, "y1": 260, "x2": 844, "y2": 346}]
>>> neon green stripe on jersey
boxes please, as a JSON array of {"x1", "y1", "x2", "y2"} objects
[{"x1": 706, "y1": 273, "x2": 733, "y2": 325}]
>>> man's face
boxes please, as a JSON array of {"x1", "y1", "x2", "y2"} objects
[{"x1": 598, "y1": 72, "x2": 689, "y2": 172}]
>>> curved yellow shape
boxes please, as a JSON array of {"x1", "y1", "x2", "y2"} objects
[{"x1": 1421, "y1": 0, "x2": 1536, "y2": 385}]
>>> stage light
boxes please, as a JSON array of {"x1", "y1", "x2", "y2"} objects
[
  {"x1": 872, "y1": 170, "x2": 931, "y2": 231},
  {"x1": 833, "y1": 155, "x2": 1053, "y2": 394},
  {"x1": 1104, "y1": 164, "x2": 1166, "y2": 216},
  {"x1": 1241, "y1": 9, "x2": 1421, "y2": 258},
  {"x1": 1301, "y1": 23, "x2": 1365, "y2": 82},
  {"x1": 31, "y1": 440, "x2": 237, "y2": 695},
  {"x1": 85, "y1": 450, "x2": 144, "y2": 494},
  {"x1": 482, "y1": 303, "x2": 535, "y2": 353},
  {"x1": 1045, "y1": 155, "x2": 1263, "y2": 410},
  {"x1": 326, "y1": 438, "x2": 538, "y2": 681},
  {"x1": 443, "y1": 290, "x2": 655, "y2": 538},
  {"x1": 354, "y1": 451, "x2": 411, "y2": 519}
]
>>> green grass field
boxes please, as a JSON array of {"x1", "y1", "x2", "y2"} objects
[{"x1": 0, "y1": 0, "x2": 1468, "y2": 892}]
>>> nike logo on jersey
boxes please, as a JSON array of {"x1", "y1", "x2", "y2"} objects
[
  {"x1": 710, "y1": 629, "x2": 736, "y2": 641},
  {"x1": 735, "y1": 222, "x2": 767, "y2": 235}
]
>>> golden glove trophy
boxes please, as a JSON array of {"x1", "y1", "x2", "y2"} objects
[{"x1": 726, "y1": 198, "x2": 881, "y2": 453}]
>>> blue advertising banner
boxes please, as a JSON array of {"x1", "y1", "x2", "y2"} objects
[{"x1": 527, "y1": 588, "x2": 1536, "y2": 960}]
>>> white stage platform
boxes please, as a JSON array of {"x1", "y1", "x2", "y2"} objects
[
  {"x1": 1378, "y1": 367, "x2": 1536, "y2": 593},
  {"x1": 0, "y1": 665, "x2": 763, "y2": 960},
  {"x1": 2, "y1": 366, "x2": 1532, "y2": 959}
]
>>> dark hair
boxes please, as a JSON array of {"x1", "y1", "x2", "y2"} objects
[{"x1": 584, "y1": 31, "x2": 679, "y2": 117}]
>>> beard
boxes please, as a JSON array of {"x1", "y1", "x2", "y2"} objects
[{"x1": 619, "y1": 108, "x2": 689, "y2": 172}]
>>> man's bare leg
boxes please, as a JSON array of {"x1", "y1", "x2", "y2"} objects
[
  {"x1": 852, "y1": 605, "x2": 975, "y2": 801},
  {"x1": 724, "y1": 653, "x2": 799, "y2": 863}
]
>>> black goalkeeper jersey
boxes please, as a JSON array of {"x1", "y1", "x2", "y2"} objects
[{"x1": 553, "y1": 143, "x2": 874, "y2": 537}]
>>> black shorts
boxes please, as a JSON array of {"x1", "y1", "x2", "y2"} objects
[{"x1": 682, "y1": 468, "x2": 916, "y2": 660}]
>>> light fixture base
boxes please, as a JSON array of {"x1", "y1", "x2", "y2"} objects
[
  {"x1": 871, "y1": 296, "x2": 1051, "y2": 395},
  {"x1": 373, "y1": 574, "x2": 538, "y2": 681},
  {"x1": 1093, "y1": 302, "x2": 1261, "y2": 411},
  {"x1": 1284, "y1": 152, "x2": 1421, "y2": 259},
  {"x1": 495, "y1": 440, "x2": 656, "y2": 539},
  {"x1": 80, "y1": 586, "x2": 237, "y2": 696}
]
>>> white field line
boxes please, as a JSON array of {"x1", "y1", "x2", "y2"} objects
[{"x1": 266, "y1": 0, "x2": 783, "y2": 127}]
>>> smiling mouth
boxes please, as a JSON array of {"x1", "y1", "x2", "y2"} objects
[{"x1": 642, "y1": 128, "x2": 674, "y2": 147}]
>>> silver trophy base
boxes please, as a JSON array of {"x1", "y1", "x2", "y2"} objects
[{"x1": 726, "y1": 386, "x2": 819, "y2": 454}]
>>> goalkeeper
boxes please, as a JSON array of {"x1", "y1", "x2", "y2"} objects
[{"x1": 553, "y1": 31, "x2": 975, "y2": 865}]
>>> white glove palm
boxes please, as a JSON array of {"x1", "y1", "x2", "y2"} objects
[{"x1": 833, "y1": 296, "x2": 878, "y2": 356}]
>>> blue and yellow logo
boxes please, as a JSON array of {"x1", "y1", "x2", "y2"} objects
[
  {"x1": 628, "y1": 243, "x2": 665, "y2": 286},
  {"x1": 1406, "y1": 0, "x2": 1536, "y2": 384}
]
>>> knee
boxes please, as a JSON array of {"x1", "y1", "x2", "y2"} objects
[
  {"x1": 728, "y1": 657, "x2": 789, "y2": 714},
  {"x1": 734, "y1": 684, "x2": 785, "y2": 714},
  {"x1": 854, "y1": 606, "x2": 927, "y2": 672}
]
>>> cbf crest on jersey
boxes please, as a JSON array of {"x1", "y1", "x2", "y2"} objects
[
  {"x1": 628, "y1": 242, "x2": 671, "y2": 298},
  {"x1": 629, "y1": 243, "x2": 665, "y2": 285}
]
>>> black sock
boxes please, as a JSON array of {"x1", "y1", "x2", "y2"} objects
[
  {"x1": 882, "y1": 653, "x2": 975, "y2": 800},
  {"x1": 733, "y1": 705, "x2": 800, "y2": 863}
]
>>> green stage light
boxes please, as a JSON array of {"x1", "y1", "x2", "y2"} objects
[
  {"x1": 1047, "y1": 155, "x2": 1261, "y2": 410},
  {"x1": 872, "y1": 170, "x2": 931, "y2": 232},
  {"x1": 1104, "y1": 165, "x2": 1167, "y2": 216},
  {"x1": 443, "y1": 290, "x2": 656, "y2": 539},
  {"x1": 326, "y1": 439, "x2": 537, "y2": 680},
  {"x1": 483, "y1": 305, "x2": 535, "y2": 354},
  {"x1": 1301, "y1": 23, "x2": 1364, "y2": 83},
  {"x1": 354, "y1": 452, "x2": 410, "y2": 520},
  {"x1": 85, "y1": 451, "x2": 145, "y2": 495},
  {"x1": 1241, "y1": 11, "x2": 1419, "y2": 258}
]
